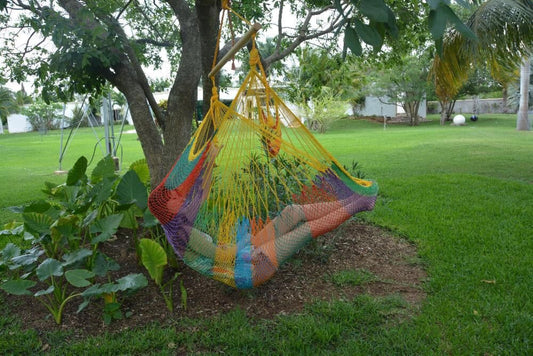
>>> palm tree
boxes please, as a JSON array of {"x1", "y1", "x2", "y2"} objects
[
  {"x1": 0, "y1": 86, "x2": 16, "y2": 125},
  {"x1": 431, "y1": 0, "x2": 533, "y2": 128}
]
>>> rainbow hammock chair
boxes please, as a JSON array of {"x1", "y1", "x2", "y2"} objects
[{"x1": 148, "y1": 18, "x2": 378, "y2": 289}]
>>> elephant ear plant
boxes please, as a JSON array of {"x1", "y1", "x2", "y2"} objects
[{"x1": 0, "y1": 156, "x2": 148, "y2": 324}]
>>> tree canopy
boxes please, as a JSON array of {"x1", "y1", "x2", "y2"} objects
[{"x1": 0, "y1": 0, "x2": 476, "y2": 186}]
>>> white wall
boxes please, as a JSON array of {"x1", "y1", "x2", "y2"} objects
[
  {"x1": 354, "y1": 96, "x2": 397, "y2": 117},
  {"x1": 7, "y1": 113, "x2": 32, "y2": 133}
]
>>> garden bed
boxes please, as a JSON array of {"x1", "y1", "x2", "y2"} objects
[{"x1": 6, "y1": 220, "x2": 426, "y2": 338}]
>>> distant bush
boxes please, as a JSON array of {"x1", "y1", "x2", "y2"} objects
[{"x1": 21, "y1": 100, "x2": 63, "y2": 133}]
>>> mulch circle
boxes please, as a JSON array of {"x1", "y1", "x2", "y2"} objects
[{"x1": 6, "y1": 219, "x2": 426, "y2": 338}]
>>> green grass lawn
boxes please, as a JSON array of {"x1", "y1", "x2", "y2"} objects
[{"x1": 1, "y1": 114, "x2": 532, "y2": 354}]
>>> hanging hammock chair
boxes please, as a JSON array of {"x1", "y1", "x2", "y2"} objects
[{"x1": 148, "y1": 8, "x2": 378, "y2": 289}]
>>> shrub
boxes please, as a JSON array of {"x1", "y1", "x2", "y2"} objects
[
  {"x1": 21, "y1": 100, "x2": 62, "y2": 132},
  {"x1": 0, "y1": 156, "x2": 151, "y2": 324},
  {"x1": 302, "y1": 89, "x2": 347, "y2": 133}
]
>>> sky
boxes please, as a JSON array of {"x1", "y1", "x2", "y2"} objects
[{"x1": 1, "y1": 5, "x2": 334, "y2": 94}]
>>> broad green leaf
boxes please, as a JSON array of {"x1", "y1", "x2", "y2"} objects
[
  {"x1": 65, "y1": 269, "x2": 95, "y2": 287},
  {"x1": 354, "y1": 20, "x2": 383, "y2": 49},
  {"x1": 119, "y1": 206, "x2": 139, "y2": 230},
  {"x1": 441, "y1": 5, "x2": 476, "y2": 39},
  {"x1": 36, "y1": 258, "x2": 63, "y2": 281},
  {"x1": 129, "y1": 159, "x2": 150, "y2": 185},
  {"x1": 22, "y1": 212, "x2": 54, "y2": 235},
  {"x1": 82, "y1": 209, "x2": 98, "y2": 228},
  {"x1": 142, "y1": 209, "x2": 159, "y2": 228},
  {"x1": 11, "y1": 247, "x2": 44, "y2": 267},
  {"x1": 90, "y1": 178, "x2": 116, "y2": 205},
  {"x1": 67, "y1": 156, "x2": 88, "y2": 186},
  {"x1": 384, "y1": 8, "x2": 399, "y2": 39},
  {"x1": 92, "y1": 251, "x2": 120, "y2": 277},
  {"x1": 1, "y1": 243, "x2": 21, "y2": 261},
  {"x1": 77, "y1": 299, "x2": 90, "y2": 313},
  {"x1": 427, "y1": 0, "x2": 444, "y2": 10},
  {"x1": 23, "y1": 200, "x2": 51, "y2": 214},
  {"x1": 62, "y1": 248, "x2": 93, "y2": 267},
  {"x1": 90, "y1": 155, "x2": 116, "y2": 183},
  {"x1": 1, "y1": 279, "x2": 36, "y2": 295},
  {"x1": 82, "y1": 282, "x2": 119, "y2": 297},
  {"x1": 360, "y1": 0, "x2": 389, "y2": 23},
  {"x1": 35, "y1": 285, "x2": 55, "y2": 297},
  {"x1": 344, "y1": 27, "x2": 362, "y2": 56},
  {"x1": 90, "y1": 214, "x2": 123, "y2": 244},
  {"x1": 116, "y1": 170, "x2": 148, "y2": 210},
  {"x1": 428, "y1": 7, "x2": 447, "y2": 40},
  {"x1": 139, "y1": 238, "x2": 167, "y2": 285},
  {"x1": 51, "y1": 215, "x2": 80, "y2": 240},
  {"x1": 6, "y1": 205, "x2": 24, "y2": 214},
  {"x1": 116, "y1": 273, "x2": 148, "y2": 291}
]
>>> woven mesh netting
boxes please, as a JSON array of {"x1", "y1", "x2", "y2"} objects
[{"x1": 148, "y1": 49, "x2": 378, "y2": 288}]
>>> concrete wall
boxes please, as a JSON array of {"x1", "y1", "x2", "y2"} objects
[
  {"x1": 7, "y1": 113, "x2": 32, "y2": 133},
  {"x1": 354, "y1": 96, "x2": 397, "y2": 117},
  {"x1": 427, "y1": 98, "x2": 507, "y2": 115},
  {"x1": 353, "y1": 96, "x2": 427, "y2": 118}
]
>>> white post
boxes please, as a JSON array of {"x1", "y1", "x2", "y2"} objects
[{"x1": 517, "y1": 57, "x2": 530, "y2": 131}]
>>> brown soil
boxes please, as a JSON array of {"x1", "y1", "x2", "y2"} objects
[{"x1": 6, "y1": 220, "x2": 426, "y2": 339}]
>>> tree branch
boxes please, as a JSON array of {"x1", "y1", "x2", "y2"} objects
[
  {"x1": 265, "y1": 6, "x2": 345, "y2": 67},
  {"x1": 135, "y1": 38, "x2": 173, "y2": 47}
]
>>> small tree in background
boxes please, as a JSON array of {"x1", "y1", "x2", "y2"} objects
[
  {"x1": 370, "y1": 54, "x2": 430, "y2": 126},
  {"x1": 21, "y1": 100, "x2": 63, "y2": 133},
  {"x1": 302, "y1": 88, "x2": 347, "y2": 133}
]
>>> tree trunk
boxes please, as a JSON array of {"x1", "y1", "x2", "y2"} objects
[
  {"x1": 112, "y1": 64, "x2": 165, "y2": 188},
  {"x1": 502, "y1": 85, "x2": 509, "y2": 114},
  {"x1": 439, "y1": 99, "x2": 456, "y2": 125},
  {"x1": 197, "y1": 1, "x2": 221, "y2": 118},
  {"x1": 517, "y1": 57, "x2": 530, "y2": 131}
]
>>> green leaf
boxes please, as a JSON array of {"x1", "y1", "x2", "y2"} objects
[
  {"x1": 67, "y1": 156, "x2": 88, "y2": 186},
  {"x1": 11, "y1": 247, "x2": 44, "y2": 267},
  {"x1": 441, "y1": 5, "x2": 476, "y2": 40},
  {"x1": 360, "y1": 0, "x2": 389, "y2": 23},
  {"x1": 428, "y1": 7, "x2": 448, "y2": 40},
  {"x1": 116, "y1": 273, "x2": 148, "y2": 291},
  {"x1": 36, "y1": 258, "x2": 64, "y2": 281},
  {"x1": 116, "y1": 170, "x2": 148, "y2": 210},
  {"x1": 354, "y1": 20, "x2": 383, "y2": 49},
  {"x1": 90, "y1": 155, "x2": 116, "y2": 183},
  {"x1": 344, "y1": 27, "x2": 362, "y2": 56},
  {"x1": 119, "y1": 206, "x2": 139, "y2": 230},
  {"x1": 427, "y1": 0, "x2": 443, "y2": 10},
  {"x1": 65, "y1": 269, "x2": 95, "y2": 287},
  {"x1": 142, "y1": 209, "x2": 159, "y2": 228},
  {"x1": 22, "y1": 212, "x2": 54, "y2": 235},
  {"x1": 62, "y1": 248, "x2": 93, "y2": 267},
  {"x1": 139, "y1": 238, "x2": 167, "y2": 285},
  {"x1": 89, "y1": 178, "x2": 116, "y2": 205},
  {"x1": 77, "y1": 299, "x2": 90, "y2": 313},
  {"x1": 92, "y1": 252, "x2": 120, "y2": 277},
  {"x1": 82, "y1": 209, "x2": 98, "y2": 228},
  {"x1": 1, "y1": 279, "x2": 36, "y2": 295},
  {"x1": 1, "y1": 243, "x2": 21, "y2": 261},
  {"x1": 90, "y1": 214, "x2": 123, "y2": 244},
  {"x1": 35, "y1": 285, "x2": 55, "y2": 297},
  {"x1": 51, "y1": 215, "x2": 80, "y2": 240},
  {"x1": 23, "y1": 200, "x2": 51, "y2": 214},
  {"x1": 129, "y1": 159, "x2": 150, "y2": 185}
]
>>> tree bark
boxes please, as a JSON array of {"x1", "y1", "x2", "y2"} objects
[
  {"x1": 502, "y1": 85, "x2": 509, "y2": 114},
  {"x1": 112, "y1": 64, "x2": 164, "y2": 188},
  {"x1": 517, "y1": 57, "x2": 530, "y2": 131}
]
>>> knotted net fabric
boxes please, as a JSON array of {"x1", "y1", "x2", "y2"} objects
[{"x1": 148, "y1": 49, "x2": 378, "y2": 288}]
